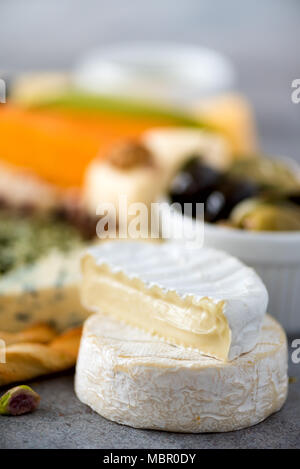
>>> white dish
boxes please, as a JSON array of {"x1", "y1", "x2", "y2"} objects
[
  {"x1": 74, "y1": 42, "x2": 236, "y2": 106},
  {"x1": 202, "y1": 224, "x2": 300, "y2": 335},
  {"x1": 159, "y1": 154, "x2": 300, "y2": 334},
  {"x1": 159, "y1": 203, "x2": 300, "y2": 335}
]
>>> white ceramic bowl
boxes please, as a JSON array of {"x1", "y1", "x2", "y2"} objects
[
  {"x1": 202, "y1": 224, "x2": 300, "y2": 335},
  {"x1": 159, "y1": 204, "x2": 300, "y2": 335},
  {"x1": 159, "y1": 154, "x2": 300, "y2": 334}
]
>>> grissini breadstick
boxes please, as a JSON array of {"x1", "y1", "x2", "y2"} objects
[
  {"x1": 49, "y1": 326, "x2": 82, "y2": 358},
  {"x1": 0, "y1": 326, "x2": 82, "y2": 386},
  {"x1": 0, "y1": 323, "x2": 58, "y2": 346}
]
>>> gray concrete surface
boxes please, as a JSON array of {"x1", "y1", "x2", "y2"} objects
[
  {"x1": 0, "y1": 342, "x2": 299, "y2": 449},
  {"x1": 0, "y1": 0, "x2": 299, "y2": 449}
]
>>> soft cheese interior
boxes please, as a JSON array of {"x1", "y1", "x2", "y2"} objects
[{"x1": 80, "y1": 241, "x2": 268, "y2": 361}]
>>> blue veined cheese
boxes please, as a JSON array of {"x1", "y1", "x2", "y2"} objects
[
  {"x1": 75, "y1": 314, "x2": 288, "y2": 433},
  {"x1": 0, "y1": 249, "x2": 90, "y2": 332},
  {"x1": 81, "y1": 241, "x2": 268, "y2": 361}
]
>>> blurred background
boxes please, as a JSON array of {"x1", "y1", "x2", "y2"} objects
[{"x1": 0, "y1": 0, "x2": 299, "y2": 160}]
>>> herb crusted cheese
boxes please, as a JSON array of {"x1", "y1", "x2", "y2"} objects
[
  {"x1": 0, "y1": 211, "x2": 85, "y2": 275},
  {"x1": 0, "y1": 210, "x2": 92, "y2": 332}
]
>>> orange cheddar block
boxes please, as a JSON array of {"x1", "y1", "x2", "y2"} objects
[{"x1": 0, "y1": 105, "x2": 182, "y2": 187}]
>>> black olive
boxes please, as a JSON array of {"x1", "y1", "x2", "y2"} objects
[
  {"x1": 286, "y1": 192, "x2": 300, "y2": 207},
  {"x1": 205, "y1": 178, "x2": 259, "y2": 222},
  {"x1": 169, "y1": 158, "x2": 223, "y2": 218},
  {"x1": 169, "y1": 157, "x2": 260, "y2": 223},
  {"x1": 170, "y1": 157, "x2": 222, "y2": 198}
]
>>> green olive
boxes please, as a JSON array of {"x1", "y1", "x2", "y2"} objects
[
  {"x1": 229, "y1": 157, "x2": 300, "y2": 193},
  {"x1": 230, "y1": 199, "x2": 300, "y2": 231}
]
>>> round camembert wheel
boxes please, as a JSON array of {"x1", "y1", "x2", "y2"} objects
[{"x1": 75, "y1": 314, "x2": 288, "y2": 433}]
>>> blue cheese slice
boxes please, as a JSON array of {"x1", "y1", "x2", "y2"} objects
[{"x1": 0, "y1": 249, "x2": 89, "y2": 332}]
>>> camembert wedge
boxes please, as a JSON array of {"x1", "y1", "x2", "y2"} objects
[{"x1": 80, "y1": 241, "x2": 268, "y2": 361}]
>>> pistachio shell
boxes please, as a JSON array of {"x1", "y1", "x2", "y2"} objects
[{"x1": 0, "y1": 385, "x2": 40, "y2": 416}]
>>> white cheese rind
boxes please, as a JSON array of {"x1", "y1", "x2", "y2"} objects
[
  {"x1": 75, "y1": 314, "x2": 288, "y2": 433},
  {"x1": 83, "y1": 159, "x2": 162, "y2": 217},
  {"x1": 84, "y1": 241, "x2": 268, "y2": 360}
]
